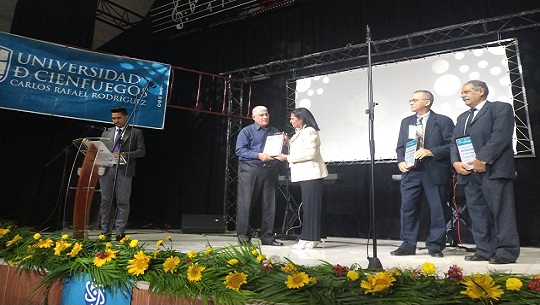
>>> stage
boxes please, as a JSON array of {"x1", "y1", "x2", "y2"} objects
[{"x1": 105, "y1": 229, "x2": 539, "y2": 276}]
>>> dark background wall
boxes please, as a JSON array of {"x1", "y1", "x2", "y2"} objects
[{"x1": 1, "y1": 0, "x2": 539, "y2": 246}]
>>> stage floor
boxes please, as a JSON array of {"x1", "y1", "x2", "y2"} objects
[{"x1": 94, "y1": 229, "x2": 540, "y2": 276}]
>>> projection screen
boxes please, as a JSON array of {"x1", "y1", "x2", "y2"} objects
[{"x1": 294, "y1": 44, "x2": 517, "y2": 163}]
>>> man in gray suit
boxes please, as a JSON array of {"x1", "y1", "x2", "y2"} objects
[
  {"x1": 100, "y1": 106, "x2": 146, "y2": 241},
  {"x1": 392, "y1": 90, "x2": 455, "y2": 258},
  {"x1": 451, "y1": 80, "x2": 519, "y2": 264}
]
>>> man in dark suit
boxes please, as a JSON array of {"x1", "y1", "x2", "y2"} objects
[
  {"x1": 451, "y1": 80, "x2": 519, "y2": 264},
  {"x1": 99, "y1": 106, "x2": 146, "y2": 241},
  {"x1": 392, "y1": 90, "x2": 455, "y2": 257}
]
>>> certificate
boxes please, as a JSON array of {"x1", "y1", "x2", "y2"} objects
[
  {"x1": 404, "y1": 138, "x2": 418, "y2": 169},
  {"x1": 263, "y1": 134, "x2": 284, "y2": 156},
  {"x1": 455, "y1": 136, "x2": 476, "y2": 170}
]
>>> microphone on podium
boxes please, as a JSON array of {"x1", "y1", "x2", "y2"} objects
[{"x1": 86, "y1": 125, "x2": 107, "y2": 131}]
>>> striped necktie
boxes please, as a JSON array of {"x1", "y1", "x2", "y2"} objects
[{"x1": 416, "y1": 117, "x2": 424, "y2": 148}]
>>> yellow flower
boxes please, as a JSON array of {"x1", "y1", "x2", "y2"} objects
[
  {"x1": 98, "y1": 234, "x2": 106, "y2": 241},
  {"x1": 205, "y1": 247, "x2": 213, "y2": 255},
  {"x1": 156, "y1": 240, "x2": 164, "y2": 247},
  {"x1": 33, "y1": 233, "x2": 41, "y2": 240},
  {"x1": 421, "y1": 262, "x2": 436, "y2": 275},
  {"x1": 127, "y1": 251, "x2": 151, "y2": 276},
  {"x1": 347, "y1": 270, "x2": 360, "y2": 281},
  {"x1": 251, "y1": 249, "x2": 259, "y2": 256},
  {"x1": 281, "y1": 262, "x2": 298, "y2": 273},
  {"x1": 0, "y1": 228, "x2": 11, "y2": 237},
  {"x1": 187, "y1": 251, "x2": 197, "y2": 259},
  {"x1": 93, "y1": 248, "x2": 120, "y2": 267},
  {"x1": 153, "y1": 249, "x2": 161, "y2": 258},
  {"x1": 67, "y1": 242, "x2": 82, "y2": 257},
  {"x1": 224, "y1": 271, "x2": 248, "y2": 291},
  {"x1": 119, "y1": 235, "x2": 130, "y2": 243},
  {"x1": 61, "y1": 234, "x2": 69, "y2": 240},
  {"x1": 105, "y1": 242, "x2": 113, "y2": 249},
  {"x1": 256, "y1": 254, "x2": 266, "y2": 263},
  {"x1": 6, "y1": 234, "x2": 21, "y2": 246},
  {"x1": 361, "y1": 272, "x2": 396, "y2": 294},
  {"x1": 285, "y1": 271, "x2": 310, "y2": 289},
  {"x1": 460, "y1": 273, "x2": 504, "y2": 301},
  {"x1": 129, "y1": 239, "x2": 139, "y2": 248},
  {"x1": 389, "y1": 268, "x2": 401, "y2": 276},
  {"x1": 35, "y1": 238, "x2": 54, "y2": 248},
  {"x1": 163, "y1": 256, "x2": 180, "y2": 273},
  {"x1": 54, "y1": 240, "x2": 72, "y2": 256},
  {"x1": 166, "y1": 235, "x2": 172, "y2": 241},
  {"x1": 228, "y1": 258, "x2": 239, "y2": 266},
  {"x1": 187, "y1": 263, "x2": 205, "y2": 282},
  {"x1": 506, "y1": 277, "x2": 523, "y2": 291}
]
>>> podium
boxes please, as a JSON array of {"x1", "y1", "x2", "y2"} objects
[{"x1": 71, "y1": 137, "x2": 118, "y2": 238}]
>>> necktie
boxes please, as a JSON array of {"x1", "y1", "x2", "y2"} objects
[
  {"x1": 112, "y1": 128, "x2": 122, "y2": 152},
  {"x1": 464, "y1": 108, "x2": 477, "y2": 135},
  {"x1": 416, "y1": 117, "x2": 424, "y2": 148}
]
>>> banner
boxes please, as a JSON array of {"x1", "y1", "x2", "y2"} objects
[{"x1": 0, "y1": 31, "x2": 170, "y2": 129}]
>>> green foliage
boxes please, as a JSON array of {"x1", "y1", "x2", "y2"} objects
[{"x1": 1, "y1": 220, "x2": 539, "y2": 305}]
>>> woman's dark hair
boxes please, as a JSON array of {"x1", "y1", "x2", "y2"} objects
[{"x1": 291, "y1": 107, "x2": 320, "y2": 131}]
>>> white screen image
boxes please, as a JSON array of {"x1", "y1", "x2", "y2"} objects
[{"x1": 295, "y1": 46, "x2": 513, "y2": 162}]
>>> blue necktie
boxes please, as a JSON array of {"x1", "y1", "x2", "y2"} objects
[{"x1": 112, "y1": 129, "x2": 122, "y2": 152}]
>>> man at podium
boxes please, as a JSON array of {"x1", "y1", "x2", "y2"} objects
[{"x1": 99, "y1": 106, "x2": 146, "y2": 241}]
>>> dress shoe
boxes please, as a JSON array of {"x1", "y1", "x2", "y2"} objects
[
  {"x1": 115, "y1": 232, "x2": 126, "y2": 242},
  {"x1": 261, "y1": 240, "x2": 283, "y2": 246},
  {"x1": 464, "y1": 254, "x2": 489, "y2": 261},
  {"x1": 101, "y1": 232, "x2": 112, "y2": 241},
  {"x1": 489, "y1": 256, "x2": 513, "y2": 264},
  {"x1": 428, "y1": 250, "x2": 444, "y2": 258},
  {"x1": 390, "y1": 248, "x2": 414, "y2": 256}
]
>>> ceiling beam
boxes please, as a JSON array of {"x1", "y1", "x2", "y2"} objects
[{"x1": 222, "y1": 8, "x2": 540, "y2": 80}]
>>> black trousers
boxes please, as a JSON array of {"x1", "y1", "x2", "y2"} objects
[
  {"x1": 464, "y1": 173, "x2": 520, "y2": 261},
  {"x1": 299, "y1": 178, "x2": 324, "y2": 241},
  {"x1": 236, "y1": 161, "x2": 279, "y2": 243}
]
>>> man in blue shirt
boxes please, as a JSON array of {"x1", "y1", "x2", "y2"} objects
[{"x1": 235, "y1": 106, "x2": 284, "y2": 246}]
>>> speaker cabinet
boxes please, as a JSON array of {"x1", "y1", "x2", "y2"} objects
[{"x1": 181, "y1": 214, "x2": 226, "y2": 234}]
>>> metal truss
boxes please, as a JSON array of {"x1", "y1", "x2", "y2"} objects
[
  {"x1": 506, "y1": 39, "x2": 536, "y2": 157},
  {"x1": 224, "y1": 8, "x2": 540, "y2": 80},
  {"x1": 284, "y1": 38, "x2": 535, "y2": 165},
  {"x1": 162, "y1": 66, "x2": 252, "y2": 229},
  {"x1": 96, "y1": 0, "x2": 145, "y2": 31},
  {"x1": 223, "y1": 79, "x2": 246, "y2": 228}
]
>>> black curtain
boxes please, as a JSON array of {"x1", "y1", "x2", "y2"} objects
[{"x1": 10, "y1": 0, "x2": 97, "y2": 48}]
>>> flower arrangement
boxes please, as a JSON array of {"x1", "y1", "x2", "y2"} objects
[{"x1": 1, "y1": 220, "x2": 539, "y2": 305}]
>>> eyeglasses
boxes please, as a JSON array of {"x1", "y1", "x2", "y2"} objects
[{"x1": 409, "y1": 99, "x2": 428, "y2": 103}]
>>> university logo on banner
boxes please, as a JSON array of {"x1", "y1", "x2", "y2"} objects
[
  {"x1": 62, "y1": 274, "x2": 131, "y2": 305},
  {"x1": 0, "y1": 31, "x2": 171, "y2": 129},
  {"x1": 0, "y1": 45, "x2": 13, "y2": 82}
]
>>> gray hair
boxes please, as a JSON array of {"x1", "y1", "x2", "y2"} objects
[
  {"x1": 252, "y1": 105, "x2": 268, "y2": 116},
  {"x1": 465, "y1": 80, "x2": 489, "y2": 96},
  {"x1": 413, "y1": 90, "x2": 434, "y2": 106}
]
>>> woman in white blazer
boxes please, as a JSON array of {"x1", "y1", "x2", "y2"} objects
[{"x1": 276, "y1": 108, "x2": 328, "y2": 249}]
